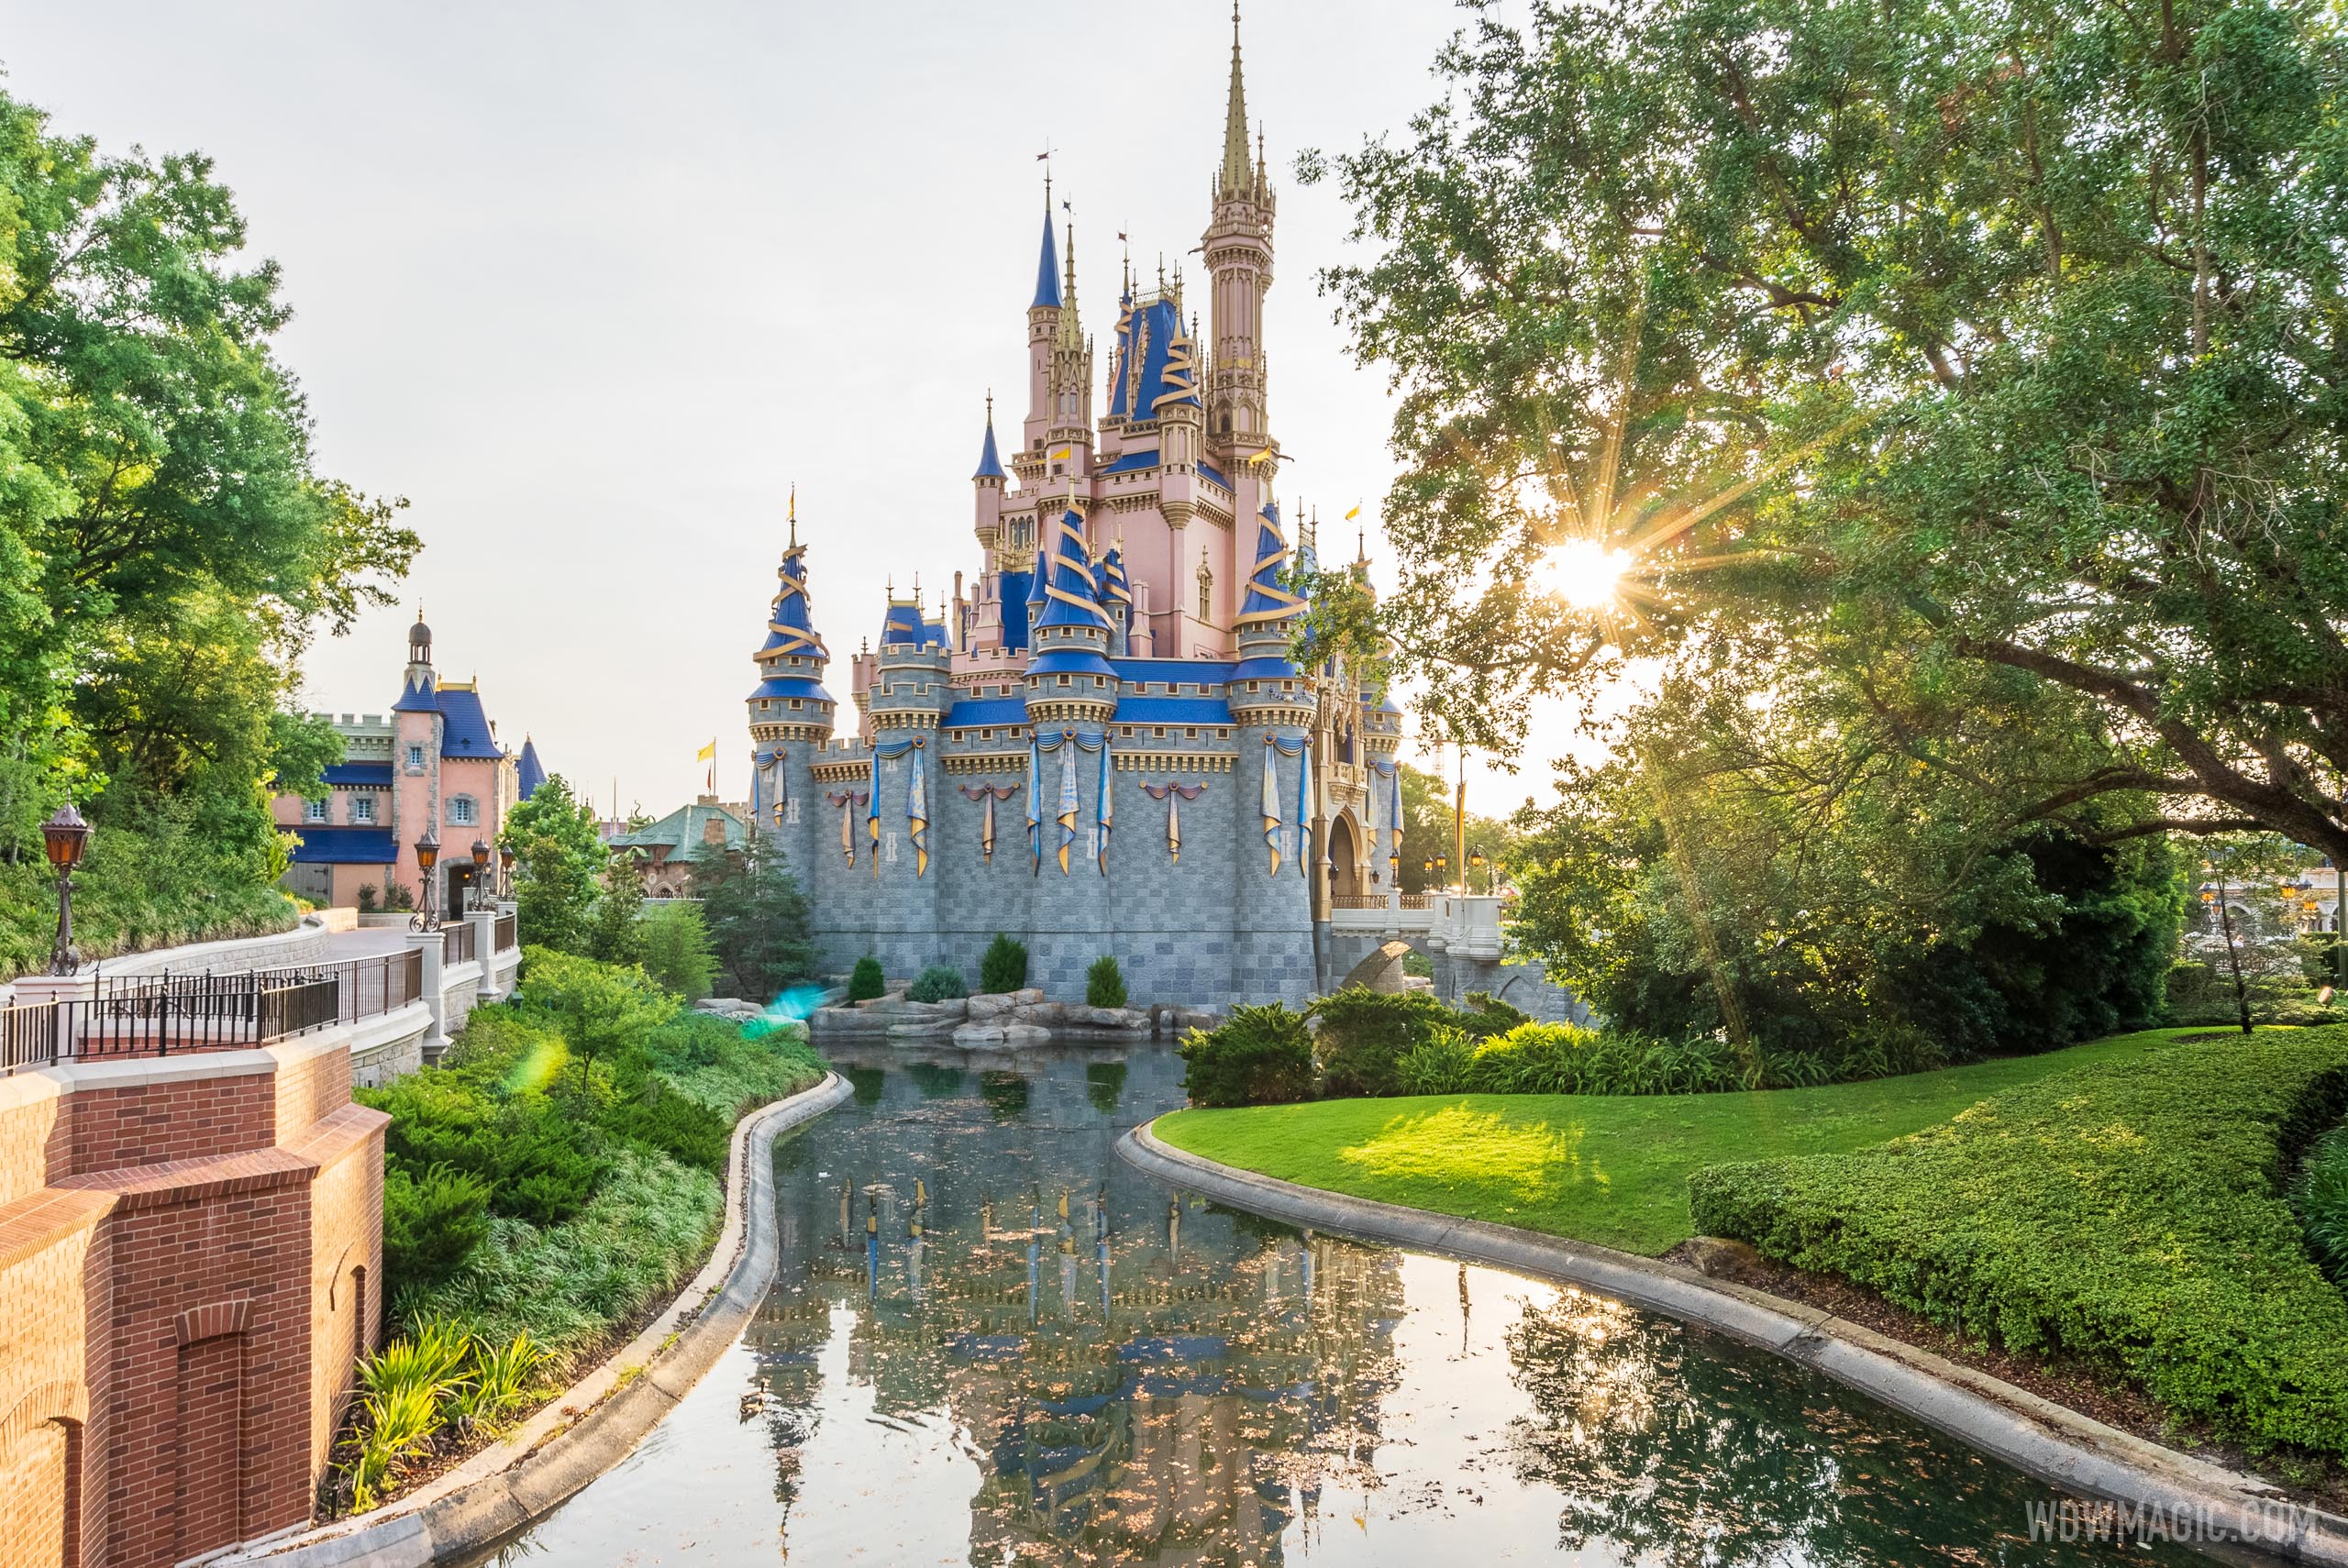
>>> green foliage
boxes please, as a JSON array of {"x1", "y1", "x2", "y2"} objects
[
  {"x1": 0, "y1": 83, "x2": 414, "y2": 952},
  {"x1": 1308, "y1": 988, "x2": 1462, "y2": 1097},
  {"x1": 2298, "y1": 1126, "x2": 2348, "y2": 1284},
  {"x1": 637, "y1": 1010, "x2": 822, "y2": 1119},
  {"x1": 587, "y1": 852, "x2": 646, "y2": 968},
  {"x1": 1467, "y1": 1022, "x2": 1750, "y2": 1097},
  {"x1": 847, "y1": 955, "x2": 886, "y2": 1001},
  {"x1": 0, "y1": 799, "x2": 295, "y2": 979},
  {"x1": 380, "y1": 1164, "x2": 492, "y2": 1295},
  {"x1": 906, "y1": 964, "x2": 967, "y2": 1003},
  {"x1": 1085, "y1": 955, "x2": 1127, "y2": 1010},
  {"x1": 501, "y1": 778, "x2": 606, "y2": 956},
  {"x1": 1180, "y1": 1004, "x2": 1318, "y2": 1109},
  {"x1": 342, "y1": 1326, "x2": 544, "y2": 1509},
  {"x1": 980, "y1": 933, "x2": 1028, "y2": 993},
  {"x1": 1303, "y1": 0, "x2": 2348, "y2": 870},
  {"x1": 691, "y1": 835, "x2": 815, "y2": 999},
  {"x1": 637, "y1": 900, "x2": 716, "y2": 1001},
  {"x1": 516, "y1": 946, "x2": 677, "y2": 1087},
  {"x1": 1689, "y1": 1032, "x2": 2348, "y2": 1458},
  {"x1": 1455, "y1": 990, "x2": 1529, "y2": 1041},
  {"x1": 1391, "y1": 1028, "x2": 1478, "y2": 1097}
]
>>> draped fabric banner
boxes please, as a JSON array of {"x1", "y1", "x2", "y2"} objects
[
  {"x1": 1262, "y1": 735, "x2": 1309, "y2": 876},
  {"x1": 1141, "y1": 782, "x2": 1204, "y2": 862},
  {"x1": 958, "y1": 782, "x2": 1019, "y2": 863},
  {"x1": 825, "y1": 790, "x2": 868, "y2": 867},
  {"x1": 1056, "y1": 745, "x2": 1079, "y2": 875},
  {"x1": 1026, "y1": 736, "x2": 1044, "y2": 876},
  {"x1": 1369, "y1": 758, "x2": 1402, "y2": 880},
  {"x1": 865, "y1": 738, "x2": 922, "y2": 878},
  {"x1": 907, "y1": 745, "x2": 929, "y2": 878},
  {"x1": 1095, "y1": 740, "x2": 1113, "y2": 875}
]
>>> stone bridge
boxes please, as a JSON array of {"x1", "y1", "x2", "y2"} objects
[{"x1": 1319, "y1": 892, "x2": 1591, "y2": 1025}]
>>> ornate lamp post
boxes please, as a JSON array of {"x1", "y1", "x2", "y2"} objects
[
  {"x1": 498, "y1": 843, "x2": 515, "y2": 900},
  {"x1": 470, "y1": 838, "x2": 491, "y2": 912},
  {"x1": 1469, "y1": 846, "x2": 1488, "y2": 895},
  {"x1": 413, "y1": 831, "x2": 441, "y2": 932},
  {"x1": 42, "y1": 803, "x2": 92, "y2": 975}
]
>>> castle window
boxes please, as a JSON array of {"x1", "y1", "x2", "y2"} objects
[
  {"x1": 1058, "y1": 675, "x2": 1071, "y2": 688},
  {"x1": 981, "y1": 728, "x2": 993, "y2": 739},
  {"x1": 1185, "y1": 728, "x2": 1198, "y2": 739},
  {"x1": 1199, "y1": 573, "x2": 1212, "y2": 622},
  {"x1": 448, "y1": 795, "x2": 478, "y2": 826},
  {"x1": 353, "y1": 797, "x2": 376, "y2": 824},
  {"x1": 1152, "y1": 727, "x2": 1166, "y2": 739},
  {"x1": 790, "y1": 699, "x2": 803, "y2": 709},
  {"x1": 1218, "y1": 728, "x2": 1230, "y2": 738},
  {"x1": 1120, "y1": 726, "x2": 1134, "y2": 737},
  {"x1": 305, "y1": 798, "x2": 329, "y2": 823},
  {"x1": 405, "y1": 743, "x2": 425, "y2": 769}
]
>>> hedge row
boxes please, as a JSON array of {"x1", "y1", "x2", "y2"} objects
[{"x1": 1687, "y1": 1030, "x2": 2348, "y2": 1457}]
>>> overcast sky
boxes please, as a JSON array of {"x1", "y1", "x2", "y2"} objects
[{"x1": 2, "y1": 0, "x2": 1579, "y2": 821}]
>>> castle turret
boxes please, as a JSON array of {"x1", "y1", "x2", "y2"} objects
[
  {"x1": 1205, "y1": 3, "x2": 1276, "y2": 455},
  {"x1": 972, "y1": 393, "x2": 1007, "y2": 560},
  {"x1": 745, "y1": 502, "x2": 836, "y2": 874},
  {"x1": 1024, "y1": 189, "x2": 1062, "y2": 458},
  {"x1": 1097, "y1": 540, "x2": 1132, "y2": 657},
  {"x1": 1225, "y1": 499, "x2": 1318, "y2": 1001},
  {"x1": 1024, "y1": 508, "x2": 1117, "y2": 729}
]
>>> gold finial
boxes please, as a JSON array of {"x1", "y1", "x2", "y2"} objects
[{"x1": 788, "y1": 483, "x2": 797, "y2": 547}]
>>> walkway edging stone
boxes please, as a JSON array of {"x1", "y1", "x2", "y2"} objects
[
  {"x1": 218, "y1": 1068, "x2": 855, "y2": 1567},
  {"x1": 1120, "y1": 1118, "x2": 2348, "y2": 1565}
]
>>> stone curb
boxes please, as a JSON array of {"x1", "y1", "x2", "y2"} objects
[
  {"x1": 1120, "y1": 1118, "x2": 2348, "y2": 1565},
  {"x1": 218, "y1": 1070, "x2": 856, "y2": 1567}
]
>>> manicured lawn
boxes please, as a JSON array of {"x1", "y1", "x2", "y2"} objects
[{"x1": 1153, "y1": 1028, "x2": 2210, "y2": 1255}]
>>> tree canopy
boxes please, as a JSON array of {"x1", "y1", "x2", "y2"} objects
[{"x1": 1305, "y1": 0, "x2": 2348, "y2": 856}]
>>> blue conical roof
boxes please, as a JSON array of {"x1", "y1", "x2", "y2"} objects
[
  {"x1": 1034, "y1": 509, "x2": 1110, "y2": 631},
  {"x1": 759, "y1": 543, "x2": 827, "y2": 659},
  {"x1": 1107, "y1": 296, "x2": 1201, "y2": 420},
  {"x1": 1233, "y1": 502, "x2": 1303, "y2": 630},
  {"x1": 973, "y1": 414, "x2": 1006, "y2": 480},
  {"x1": 1033, "y1": 207, "x2": 1062, "y2": 309},
  {"x1": 1098, "y1": 544, "x2": 1132, "y2": 607},
  {"x1": 515, "y1": 736, "x2": 547, "y2": 801}
]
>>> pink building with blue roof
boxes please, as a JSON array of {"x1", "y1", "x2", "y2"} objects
[{"x1": 275, "y1": 614, "x2": 535, "y2": 912}]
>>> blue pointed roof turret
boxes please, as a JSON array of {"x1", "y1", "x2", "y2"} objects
[
  {"x1": 973, "y1": 400, "x2": 1007, "y2": 480},
  {"x1": 515, "y1": 736, "x2": 547, "y2": 801},
  {"x1": 1234, "y1": 501, "x2": 1304, "y2": 631},
  {"x1": 746, "y1": 502, "x2": 836, "y2": 712},
  {"x1": 1032, "y1": 200, "x2": 1063, "y2": 310},
  {"x1": 1034, "y1": 509, "x2": 1111, "y2": 632},
  {"x1": 1098, "y1": 542, "x2": 1132, "y2": 607},
  {"x1": 759, "y1": 528, "x2": 827, "y2": 661}
]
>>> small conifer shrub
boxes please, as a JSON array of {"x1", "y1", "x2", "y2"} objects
[
  {"x1": 847, "y1": 955, "x2": 886, "y2": 1002},
  {"x1": 1086, "y1": 955, "x2": 1128, "y2": 1010},
  {"x1": 907, "y1": 965, "x2": 968, "y2": 1003},
  {"x1": 980, "y1": 933, "x2": 1028, "y2": 994}
]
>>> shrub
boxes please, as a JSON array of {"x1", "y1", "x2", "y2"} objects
[
  {"x1": 907, "y1": 964, "x2": 968, "y2": 1003},
  {"x1": 847, "y1": 955, "x2": 887, "y2": 1001},
  {"x1": 980, "y1": 933, "x2": 1028, "y2": 993},
  {"x1": 638, "y1": 900, "x2": 717, "y2": 1000},
  {"x1": 357, "y1": 883, "x2": 378, "y2": 913},
  {"x1": 1462, "y1": 1022, "x2": 1750, "y2": 1096},
  {"x1": 1456, "y1": 990, "x2": 1530, "y2": 1040},
  {"x1": 1180, "y1": 1003, "x2": 1318, "y2": 1108},
  {"x1": 381, "y1": 1164, "x2": 492, "y2": 1300},
  {"x1": 2298, "y1": 1124, "x2": 2348, "y2": 1281},
  {"x1": 1086, "y1": 955, "x2": 1128, "y2": 1010},
  {"x1": 1310, "y1": 987, "x2": 1462, "y2": 1097},
  {"x1": 1689, "y1": 1031, "x2": 2348, "y2": 1459},
  {"x1": 1392, "y1": 1027, "x2": 1477, "y2": 1096},
  {"x1": 601, "y1": 1087, "x2": 730, "y2": 1173}
]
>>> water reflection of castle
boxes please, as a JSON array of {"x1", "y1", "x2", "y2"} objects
[{"x1": 745, "y1": 1049, "x2": 1405, "y2": 1565}]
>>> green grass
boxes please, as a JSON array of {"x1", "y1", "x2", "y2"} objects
[{"x1": 1154, "y1": 1028, "x2": 2208, "y2": 1255}]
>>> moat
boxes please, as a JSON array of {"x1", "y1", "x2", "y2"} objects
[{"x1": 481, "y1": 1045, "x2": 2205, "y2": 1566}]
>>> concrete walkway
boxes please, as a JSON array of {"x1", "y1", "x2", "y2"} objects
[
  {"x1": 1119, "y1": 1119, "x2": 2348, "y2": 1565},
  {"x1": 323, "y1": 926, "x2": 421, "y2": 960}
]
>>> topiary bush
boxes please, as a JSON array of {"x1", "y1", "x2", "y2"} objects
[
  {"x1": 1086, "y1": 955, "x2": 1128, "y2": 1009},
  {"x1": 907, "y1": 964, "x2": 968, "y2": 1003},
  {"x1": 847, "y1": 955, "x2": 886, "y2": 1001},
  {"x1": 1179, "y1": 1004, "x2": 1318, "y2": 1108},
  {"x1": 980, "y1": 933, "x2": 1028, "y2": 993},
  {"x1": 1689, "y1": 1030, "x2": 2348, "y2": 1459}
]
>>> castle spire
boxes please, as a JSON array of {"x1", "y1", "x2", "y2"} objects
[
  {"x1": 1032, "y1": 181, "x2": 1063, "y2": 310},
  {"x1": 1056, "y1": 221, "x2": 1081, "y2": 352},
  {"x1": 1219, "y1": 3, "x2": 1252, "y2": 199},
  {"x1": 973, "y1": 392, "x2": 1006, "y2": 480}
]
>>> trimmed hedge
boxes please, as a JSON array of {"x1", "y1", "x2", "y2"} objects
[
  {"x1": 1688, "y1": 1030, "x2": 2348, "y2": 1457},
  {"x1": 907, "y1": 965, "x2": 967, "y2": 1003},
  {"x1": 1180, "y1": 1003, "x2": 1316, "y2": 1109}
]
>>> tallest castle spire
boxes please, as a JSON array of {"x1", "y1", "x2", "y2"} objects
[{"x1": 1219, "y1": 4, "x2": 1252, "y2": 198}]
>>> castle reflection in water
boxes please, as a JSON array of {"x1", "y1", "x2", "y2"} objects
[{"x1": 741, "y1": 1045, "x2": 1404, "y2": 1565}]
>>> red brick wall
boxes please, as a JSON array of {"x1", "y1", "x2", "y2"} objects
[{"x1": 0, "y1": 1035, "x2": 385, "y2": 1568}]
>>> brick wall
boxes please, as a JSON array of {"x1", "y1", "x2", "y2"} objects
[{"x1": 0, "y1": 1030, "x2": 385, "y2": 1568}]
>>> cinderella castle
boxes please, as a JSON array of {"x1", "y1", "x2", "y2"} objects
[{"x1": 741, "y1": 11, "x2": 1404, "y2": 1009}]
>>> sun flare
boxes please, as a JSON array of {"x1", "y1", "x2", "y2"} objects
[{"x1": 1535, "y1": 538, "x2": 1628, "y2": 611}]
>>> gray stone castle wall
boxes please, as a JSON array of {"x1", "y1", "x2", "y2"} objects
[{"x1": 789, "y1": 716, "x2": 1314, "y2": 1011}]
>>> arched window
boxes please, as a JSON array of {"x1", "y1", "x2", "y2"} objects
[{"x1": 1197, "y1": 558, "x2": 1213, "y2": 624}]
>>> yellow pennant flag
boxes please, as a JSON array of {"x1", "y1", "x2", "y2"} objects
[
  {"x1": 695, "y1": 741, "x2": 716, "y2": 762},
  {"x1": 1345, "y1": 502, "x2": 1362, "y2": 521},
  {"x1": 1049, "y1": 446, "x2": 1072, "y2": 461}
]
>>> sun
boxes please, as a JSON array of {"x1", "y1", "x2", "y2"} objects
[{"x1": 1534, "y1": 538, "x2": 1628, "y2": 611}]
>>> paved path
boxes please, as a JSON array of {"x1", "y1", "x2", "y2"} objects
[{"x1": 323, "y1": 926, "x2": 416, "y2": 960}]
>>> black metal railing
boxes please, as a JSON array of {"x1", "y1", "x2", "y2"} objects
[
  {"x1": 443, "y1": 921, "x2": 476, "y2": 966},
  {"x1": 494, "y1": 912, "x2": 515, "y2": 954},
  {"x1": 0, "y1": 947, "x2": 429, "y2": 1077}
]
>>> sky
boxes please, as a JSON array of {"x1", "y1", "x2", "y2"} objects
[{"x1": 0, "y1": 0, "x2": 1583, "y2": 822}]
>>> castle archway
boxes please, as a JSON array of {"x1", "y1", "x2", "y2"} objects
[{"x1": 1327, "y1": 813, "x2": 1361, "y2": 900}]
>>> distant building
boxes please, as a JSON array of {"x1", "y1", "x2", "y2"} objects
[
  {"x1": 274, "y1": 614, "x2": 536, "y2": 911},
  {"x1": 608, "y1": 797, "x2": 748, "y2": 898}
]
